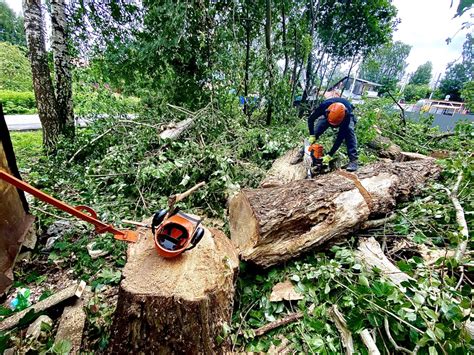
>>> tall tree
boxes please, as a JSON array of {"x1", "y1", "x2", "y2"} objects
[
  {"x1": 409, "y1": 61, "x2": 433, "y2": 85},
  {"x1": 51, "y1": 0, "x2": 74, "y2": 137},
  {"x1": 438, "y1": 34, "x2": 473, "y2": 101},
  {"x1": 23, "y1": 0, "x2": 74, "y2": 149},
  {"x1": 359, "y1": 41, "x2": 411, "y2": 94},
  {"x1": 23, "y1": 0, "x2": 61, "y2": 149},
  {"x1": 264, "y1": 0, "x2": 274, "y2": 125},
  {"x1": 0, "y1": 0, "x2": 26, "y2": 46}
]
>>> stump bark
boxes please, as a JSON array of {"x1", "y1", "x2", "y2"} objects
[
  {"x1": 110, "y1": 223, "x2": 239, "y2": 354},
  {"x1": 230, "y1": 160, "x2": 440, "y2": 267}
]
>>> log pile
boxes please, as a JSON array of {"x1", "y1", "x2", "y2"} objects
[{"x1": 230, "y1": 159, "x2": 440, "y2": 267}]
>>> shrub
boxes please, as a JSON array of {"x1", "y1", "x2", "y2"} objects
[{"x1": 0, "y1": 90, "x2": 36, "y2": 114}]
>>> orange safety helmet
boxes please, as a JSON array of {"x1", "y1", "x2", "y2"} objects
[
  {"x1": 151, "y1": 210, "x2": 205, "y2": 258},
  {"x1": 326, "y1": 102, "x2": 346, "y2": 126}
]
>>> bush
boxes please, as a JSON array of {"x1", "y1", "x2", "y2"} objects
[
  {"x1": 0, "y1": 42, "x2": 32, "y2": 92},
  {"x1": 0, "y1": 90, "x2": 36, "y2": 114},
  {"x1": 403, "y1": 84, "x2": 430, "y2": 103}
]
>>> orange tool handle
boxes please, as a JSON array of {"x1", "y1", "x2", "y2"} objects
[{"x1": 0, "y1": 170, "x2": 137, "y2": 242}]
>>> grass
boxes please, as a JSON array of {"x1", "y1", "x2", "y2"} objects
[{"x1": 9, "y1": 130, "x2": 43, "y2": 171}]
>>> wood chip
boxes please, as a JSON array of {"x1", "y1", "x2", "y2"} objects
[{"x1": 269, "y1": 280, "x2": 304, "y2": 302}]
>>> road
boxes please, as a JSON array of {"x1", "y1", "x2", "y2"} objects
[
  {"x1": 5, "y1": 114, "x2": 90, "y2": 131},
  {"x1": 5, "y1": 114, "x2": 135, "y2": 131}
]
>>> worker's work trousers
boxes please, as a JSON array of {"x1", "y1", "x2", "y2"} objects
[{"x1": 314, "y1": 115, "x2": 358, "y2": 162}]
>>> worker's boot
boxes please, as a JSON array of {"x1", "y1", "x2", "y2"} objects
[
  {"x1": 290, "y1": 149, "x2": 304, "y2": 165},
  {"x1": 346, "y1": 161, "x2": 358, "y2": 172}
]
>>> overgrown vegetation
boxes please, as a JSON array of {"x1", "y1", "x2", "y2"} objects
[
  {"x1": 1, "y1": 0, "x2": 473, "y2": 353},
  {"x1": 2, "y1": 96, "x2": 473, "y2": 353}
]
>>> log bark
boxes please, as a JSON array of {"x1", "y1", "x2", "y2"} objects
[
  {"x1": 260, "y1": 148, "x2": 306, "y2": 188},
  {"x1": 110, "y1": 224, "x2": 239, "y2": 353},
  {"x1": 230, "y1": 160, "x2": 440, "y2": 267}
]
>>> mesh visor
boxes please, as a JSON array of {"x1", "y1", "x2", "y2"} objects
[{"x1": 158, "y1": 223, "x2": 189, "y2": 251}]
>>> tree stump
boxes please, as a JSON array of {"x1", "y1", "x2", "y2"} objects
[
  {"x1": 229, "y1": 160, "x2": 440, "y2": 268},
  {"x1": 109, "y1": 223, "x2": 239, "y2": 353}
]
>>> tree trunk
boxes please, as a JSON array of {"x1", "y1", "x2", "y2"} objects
[
  {"x1": 23, "y1": 0, "x2": 61, "y2": 150},
  {"x1": 299, "y1": 0, "x2": 319, "y2": 117},
  {"x1": 229, "y1": 160, "x2": 440, "y2": 267},
  {"x1": 265, "y1": 0, "x2": 274, "y2": 125},
  {"x1": 341, "y1": 54, "x2": 357, "y2": 97},
  {"x1": 290, "y1": 27, "x2": 299, "y2": 106},
  {"x1": 281, "y1": 3, "x2": 288, "y2": 76},
  {"x1": 244, "y1": 13, "x2": 251, "y2": 117},
  {"x1": 51, "y1": 0, "x2": 74, "y2": 138},
  {"x1": 110, "y1": 224, "x2": 239, "y2": 353}
]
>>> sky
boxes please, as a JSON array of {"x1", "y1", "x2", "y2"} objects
[
  {"x1": 389, "y1": 0, "x2": 470, "y2": 83},
  {"x1": 6, "y1": 0, "x2": 472, "y2": 83}
]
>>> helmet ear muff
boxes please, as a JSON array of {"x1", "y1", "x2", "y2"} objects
[{"x1": 151, "y1": 209, "x2": 168, "y2": 234}]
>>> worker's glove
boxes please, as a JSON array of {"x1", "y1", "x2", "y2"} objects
[
  {"x1": 322, "y1": 155, "x2": 333, "y2": 165},
  {"x1": 308, "y1": 135, "x2": 316, "y2": 144}
]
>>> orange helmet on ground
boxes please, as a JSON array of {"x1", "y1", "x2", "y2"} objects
[{"x1": 326, "y1": 102, "x2": 346, "y2": 126}]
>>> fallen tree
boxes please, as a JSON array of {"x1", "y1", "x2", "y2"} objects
[
  {"x1": 230, "y1": 160, "x2": 440, "y2": 267},
  {"x1": 109, "y1": 224, "x2": 239, "y2": 353}
]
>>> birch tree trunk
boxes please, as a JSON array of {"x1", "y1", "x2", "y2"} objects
[
  {"x1": 23, "y1": 0, "x2": 61, "y2": 150},
  {"x1": 51, "y1": 0, "x2": 74, "y2": 138}
]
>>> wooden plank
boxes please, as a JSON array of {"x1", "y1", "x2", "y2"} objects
[{"x1": 0, "y1": 281, "x2": 85, "y2": 331}]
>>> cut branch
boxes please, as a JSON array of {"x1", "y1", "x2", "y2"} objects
[
  {"x1": 360, "y1": 329, "x2": 380, "y2": 355},
  {"x1": 447, "y1": 173, "x2": 469, "y2": 262},
  {"x1": 329, "y1": 305, "x2": 354, "y2": 355},
  {"x1": 254, "y1": 311, "x2": 303, "y2": 337}
]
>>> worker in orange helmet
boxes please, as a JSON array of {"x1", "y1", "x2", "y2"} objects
[{"x1": 291, "y1": 97, "x2": 358, "y2": 171}]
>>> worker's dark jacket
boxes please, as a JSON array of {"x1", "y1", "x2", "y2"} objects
[{"x1": 308, "y1": 97, "x2": 358, "y2": 161}]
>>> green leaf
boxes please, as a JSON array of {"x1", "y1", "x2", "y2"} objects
[
  {"x1": 51, "y1": 340, "x2": 72, "y2": 355},
  {"x1": 429, "y1": 346, "x2": 438, "y2": 355}
]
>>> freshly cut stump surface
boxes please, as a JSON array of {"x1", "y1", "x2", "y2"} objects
[
  {"x1": 110, "y1": 223, "x2": 239, "y2": 354},
  {"x1": 230, "y1": 160, "x2": 440, "y2": 268}
]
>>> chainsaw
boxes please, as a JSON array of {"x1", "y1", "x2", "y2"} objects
[{"x1": 302, "y1": 139, "x2": 332, "y2": 178}]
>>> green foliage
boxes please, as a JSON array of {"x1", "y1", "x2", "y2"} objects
[
  {"x1": 317, "y1": 0, "x2": 399, "y2": 60},
  {"x1": 438, "y1": 34, "x2": 473, "y2": 101},
  {"x1": 453, "y1": 0, "x2": 474, "y2": 17},
  {"x1": 359, "y1": 41, "x2": 412, "y2": 94},
  {"x1": 403, "y1": 84, "x2": 430, "y2": 103},
  {"x1": 409, "y1": 61, "x2": 433, "y2": 86},
  {"x1": 0, "y1": 42, "x2": 33, "y2": 92},
  {"x1": 73, "y1": 66, "x2": 140, "y2": 116},
  {"x1": 0, "y1": 90, "x2": 36, "y2": 114},
  {"x1": 460, "y1": 81, "x2": 474, "y2": 110},
  {"x1": 0, "y1": 1, "x2": 26, "y2": 46}
]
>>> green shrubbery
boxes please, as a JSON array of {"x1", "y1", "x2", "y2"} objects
[{"x1": 0, "y1": 90, "x2": 36, "y2": 114}]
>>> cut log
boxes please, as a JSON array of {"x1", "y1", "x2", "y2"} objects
[
  {"x1": 109, "y1": 223, "x2": 239, "y2": 353},
  {"x1": 260, "y1": 148, "x2": 306, "y2": 188},
  {"x1": 259, "y1": 143, "x2": 432, "y2": 189},
  {"x1": 0, "y1": 281, "x2": 85, "y2": 331},
  {"x1": 356, "y1": 238, "x2": 413, "y2": 286},
  {"x1": 54, "y1": 297, "x2": 87, "y2": 353},
  {"x1": 229, "y1": 160, "x2": 440, "y2": 267},
  {"x1": 159, "y1": 117, "x2": 194, "y2": 140}
]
